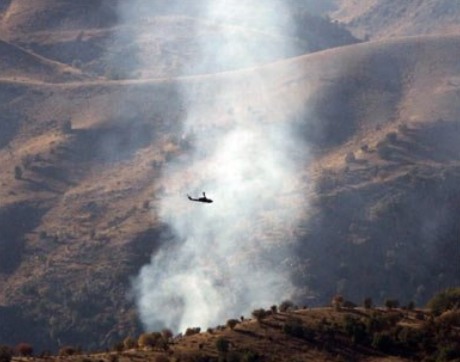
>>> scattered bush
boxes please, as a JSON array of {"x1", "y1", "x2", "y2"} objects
[
  {"x1": 226, "y1": 319, "x2": 239, "y2": 330},
  {"x1": 342, "y1": 315, "x2": 367, "y2": 344},
  {"x1": 154, "y1": 355, "x2": 170, "y2": 362},
  {"x1": 58, "y1": 346, "x2": 76, "y2": 356},
  {"x1": 72, "y1": 59, "x2": 83, "y2": 68},
  {"x1": 436, "y1": 344, "x2": 460, "y2": 361},
  {"x1": 161, "y1": 328, "x2": 173, "y2": 340},
  {"x1": 363, "y1": 297, "x2": 373, "y2": 309},
  {"x1": 21, "y1": 154, "x2": 33, "y2": 169},
  {"x1": 377, "y1": 143, "x2": 392, "y2": 160},
  {"x1": 138, "y1": 333, "x2": 157, "y2": 349},
  {"x1": 332, "y1": 295, "x2": 343, "y2": 311},
  {"x1": 385, "y1": 132, "x2": 398, "y2": 143},
  {"x1": 111, "y1": 342, "x2": 124, "y2": 353},
  {"x1": 397, "y1": 326, "x2": 426, "y2": 348},
  {"x1": 427, "y1": 287, "x2": 460, "y2": 316},
  {"x1": 343, "y1": 300, "x2": 357, "y2": 309},
  {"x1": 372, "y1": 333, "x2": 393, "y2": 352},
  {"x1": 123, "y1": 337, "x2": 136, "y2": 350},
  {"x1": 0, "y1": 346, "x2": 14, "y2": 362},
  {"x1": 279, "y1": 300, "x2": 295, "y2": 312},
  {"x1": 385, "y1": 299, "x2": 400, "y2": 310},
  {"x1": 215, "y1": 337, "x2": 229, "y2": 353},
  {"x1": 282, "y1": 316, "x2": 304, "y2": 338},
  {"x1": 15, "y1": 343, "x2": 33, "y2": 357},
  {"x1": 251, "y1": 309, "x2": 268, "y2": 322},
  {"x1": 14, "y1": 166, "x2": 23, "y2": 180},
  {"x1": 345, "y1": 152, "x2": 356, "y2": 163},
  {"x1": 185, "y1": 327, "x2": 201, "y2": 336},
  {"x1": 61, "y1": 120, "x2": 72, "y2": 134}
]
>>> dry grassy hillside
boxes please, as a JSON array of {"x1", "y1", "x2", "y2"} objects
[
  {"x1": 7, "y1": 301, "x2": 460, "y2": 362},
  {"x1": 0, "y1": 0, "x2": 117, "y2": 35},
  {"x1": 1, "y1": 32, "x2": 460, "y2": 351},
  {"x1": 331, "y1": 0, "x2": 460, "y2": 39},
  {"x1": 0, "y1": 40, "x2": 86, "y2": 83},
  {"x1": 1, "y1": 0, "x2": 358, "y2": 79}
]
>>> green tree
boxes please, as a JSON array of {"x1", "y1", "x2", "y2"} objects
[{"x1": 427, "y1": 287, "x2": 460, "y2": 315}]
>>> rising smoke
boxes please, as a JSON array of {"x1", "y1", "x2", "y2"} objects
[{"x1": 119, "y1": 0, "x2": 309, "y2": 332}]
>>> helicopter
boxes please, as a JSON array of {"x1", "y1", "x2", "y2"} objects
[{"x1": 187, "y1": 192, "x2": 213, "y2": 203}]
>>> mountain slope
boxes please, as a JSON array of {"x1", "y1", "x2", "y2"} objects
[
  {"x1": 0, "y1": 40, "x2": 86, "y2": 83},
  {"x1": 1, "y1": 1, "x2": 358, "y2": 79},
  {"x1": 331, "y1": 0, "x2": 460, "y2": 39},
  {"x1": 1, "y1": 34, "x2": 460, "y2": 350}
]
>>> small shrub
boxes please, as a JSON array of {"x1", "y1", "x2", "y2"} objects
[
  {"x1": 342, "y1": 315, "x2": 367, "y2": 344},
  {"x1": 282, "y1": 316, "x2": 304, "y2": 338},
  {"x1": 377, "y1": 143, "x2": 392, "y2": 160},
  {"x1": 58, "y1": 346, "x2": 76, "y2": 356},
  {"x1": 138, "y1": 333, "x2": 157, "y2": 349},
  {"x1": 161, "y1": 328, "x2": 173, "y2": 340},
  {"x1": 21, "y1": 154, "x2": 33, "y2": 169},
  {"x1": 279, "y1": 300, "x2": 295, "y2": 312},
  {"x1": 363, "y1": 297, "x2": 373, "y2": 309},
  {"x1": 385, "y1": 132, "x2": 398, "y2": 143},
  {"x1": 123, "y1": 337, "x2": 136, "y2": 350},
  {"x1": 270, "y1": 305, "x2": 278, "y2": 313},
  {"x1": 215, "y1": 337, "x2": 229, "y2": 353},
  {"x1": 226, "y1": 319, "x2": 239, "y2": 330},
  {"x1": 343, "y1": 300, "x2": 357, "y2": 309},
  {"x1": 385, "y1": 299, "x2": 399, "y2": 310},
  {"x1": 251, "y1": 309, "x2": 268, "y2": 322},
  {"x1": 15, "y1": 343, "x2": 33, "y2": 357},
  {"x1": 436, "y1": 344, "x2": 460, "y2": 361},
  {"x1": 372, "y1": 333, "x2": 393, "y2": 352},
  {"x1": 14, "y1": 166, "x2": 23, "y2": 180},
  {"x1": 241, "y1": 350, "x2": 259, "y2": 362},
  {"x1": 407, "y1": 301, "x2": 415, "y2": 311},
  {"x1": 345, "y1": 152, "x2": 356, "y2": 163},
  {"x1": 427, "y1": 287, "x2": 460, "y2": 316},
  {"x1": 332, "y1": 295, "x2": 343, "y2": 311},
  {"x1": 185, "y1": 327, "x2": 201, "y2": 336},
  {"x1": 61, "y1": 120, "x2": 72, "y2": 134},
  {"x1": 398, "y1": 124, "x2": 409, "y2": 133},
  {"x1": 154, "y1": 355, "x2": 170, "y2": 362},
  {"x1": 111, "y1": 342, "x2": 124, "y2": 353},
  {"x1": 0, "y1": 346, "x2": 14, "y2": 362}
]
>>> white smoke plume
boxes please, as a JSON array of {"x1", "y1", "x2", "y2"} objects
[{"x1": 124, "y1": 0, "x2": 309, "y2": 332}]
